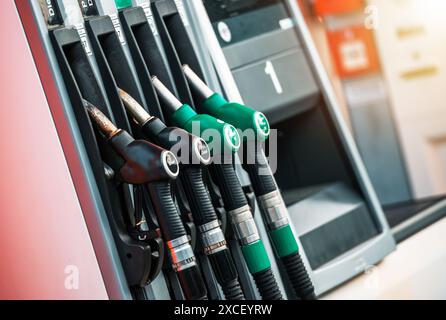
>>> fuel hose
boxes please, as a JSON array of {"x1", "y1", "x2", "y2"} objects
[
  {"x1": 182, "y1": 65, "x2": 316, "y2": 300},
  {"x1": 151, "y1": 79, "x2": 283, "y2": 300}
]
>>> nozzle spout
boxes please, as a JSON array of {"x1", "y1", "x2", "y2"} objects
[
  {"x1": 83, "y1": 99, "x2": 120, "y2": 139},
  {"x1": 118, "y1": 88, "x2": 154, "y2": 126},
  {"x1": 182, "y1": 64, "x2": 214, "y2": 99},
  {"x1": 152, "y1": 76, "x2": 183, "y2": 112}
]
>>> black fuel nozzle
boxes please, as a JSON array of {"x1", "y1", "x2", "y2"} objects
[
  {"x1": 118, "y1": 88, "x2": 211, "y2": 167},
  {"x1": 84, "y1": 99, "x2": 179, "y2": 184},
  {"x1": 84, "y1": 99, "x2": 208, "y2": 300}
]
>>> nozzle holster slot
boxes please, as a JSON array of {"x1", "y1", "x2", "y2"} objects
[
  {"x1": 85, "y1": 15, "x2": 164, "y2": 123},
  {"x1": 152, "y1": 0, "x2": 196, "y2": 107},
  {"x1": 49, "y1": 26, "x2": 163, "y2": 289}
]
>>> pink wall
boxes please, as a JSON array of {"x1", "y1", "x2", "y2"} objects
[{"x1": 0, "y1": 0, "x2": 109, "y2": 299}]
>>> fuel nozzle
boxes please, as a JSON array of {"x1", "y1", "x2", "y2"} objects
[
  {"x1": 118, "y1": 88, "x2": 211, "y2": 166},
  {"x1": 84, "y1": 99, "x2": 179, "y2": 184},
  {"x1": 182, "y1": 65, "x2": 270, "y2": 141},
  {"x1": 151, "y1": 76, "x2": 241, "y2": 155}
]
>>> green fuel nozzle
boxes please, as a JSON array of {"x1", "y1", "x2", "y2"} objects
[
  {"x1": 182, "y1": 65, "x2": 270, "y2": 141},
  {"x1": 151, "y1": 76, "x2": 241, "y2": 155},
  {"x1": 114, "y1": 0, "x2": 133, "y2": 10},
  {"x1": 182, "y1": 67, "x2": 317, "y2": 300}
]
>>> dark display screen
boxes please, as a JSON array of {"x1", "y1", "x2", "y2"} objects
[
  {"x1": 203, "y1": 0, "x2": 290, "y2": 47},
  {"x1": 204, "y1": 0, "x2": 282, "y2": 23}
]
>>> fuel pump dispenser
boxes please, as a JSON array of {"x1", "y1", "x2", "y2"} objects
[
  {"x1": 151, "y1": 77, "x2": 283, "y2": 300},
  {"x1": 11, "y1": 0, "x2": 397, "y2": 300}
]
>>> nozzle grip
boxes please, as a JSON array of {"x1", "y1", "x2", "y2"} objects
[
  {"x1": 111, "y1": 131, "x2": 179, "y2": 184},
  {"x1": 203, "y1": 94, "x2": 270, "y2": 141},
  {"x1": 171, "y1": 104, "x2": 240, "y2": 154}
]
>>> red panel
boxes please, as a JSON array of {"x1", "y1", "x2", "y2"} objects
[
  {"x1": 326, "y1": 25, "x2": 380, "y2": 78},
  {"x1": 0, "y1": 0, "x2": 110, "y2": 299},
  {"x1": 314, "y1": 0, "x2": 364, "y2": 17}
]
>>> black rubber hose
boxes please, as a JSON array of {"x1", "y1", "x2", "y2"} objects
[
  {"x1": 180, "y1": 166, "x2": 218, "y2": 225},
  {"x1": 210, "y1": 163, "x2": 248, "y2": 211},
  {"x1": 176, "y1": 265, "x2": 209, "y2": 300},
  {"x1": 245, "y1": 150, "x2": 317, "y2": 300},
  {"x1": 146, "y1": 182, "x2": 186, "y2": 241},
  {"x1": 147, "y1": 182, "x2": 208, "y2": 300},
  {"x1": 252, "y1": 268, "x2": 283, "y2": 300},
  {"x1": 222, "y1": 279, "x2": 245, "y2": 301},
  {"x1": 211, "y1": 163, "x2": 284, "y2": 300},
  {"x1": 282, "y1": 253, "x2": 316, "y2": 300},
  {"x1": 208, "y1": 249, "x2": 245, "y2": 300},
  {"x1": 180, "y1": 166, "x2": 245, "y2": 300},
  {"x1": 243, "y1": 150, "x2": 276, "y2": 197}
]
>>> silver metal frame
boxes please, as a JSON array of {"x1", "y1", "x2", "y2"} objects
[{"x1": 186, "y1": 0, "x2": 396, "y2": 295}]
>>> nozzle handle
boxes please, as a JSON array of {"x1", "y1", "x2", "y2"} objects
[
  {"x1": 203, "y1": 93, "x2": 270, "y2": 141},
  {"x1": 111, "y1": 131, "x2": 179, "y2": 184},
  {"x1": 171, "y1": 104, "x2": 241, "y2": 154}
]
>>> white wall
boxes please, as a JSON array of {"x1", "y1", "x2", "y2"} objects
[{"x1": 369, "y1": 0, "x2": 446, "y2": 199}]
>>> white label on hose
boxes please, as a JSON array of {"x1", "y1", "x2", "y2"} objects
[
  {"x1": 174, "y1": 0, "x2": 190, "y2": 27},
  {"x1": 74, "y1": 23, "x2": 92, "y2": 56},
  {"x1": 140, "y1": 2, "x2": 158, "y2": 36},
  {"x1": 109, "y1": 13, "x2": 126, "y2": 45}
]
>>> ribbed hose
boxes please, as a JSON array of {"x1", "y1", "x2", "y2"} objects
[
  {"x1": 180, "y1": 166, "x2": 218, "y2": 225},
  {"x1": 181, "y1": 166, "x2": 245, "y2": 300},
  {"x1": 147, "y1": 182, "x2": 186, "y2": 241},
  {"x1": 210, "y1": 162, "x2": 283, "y2": 300},
  {"x1": 147, "y1": 182, "x2": 208, "y2": 300},
  {"x1": 222, "y1": 279, "x2": 245, "y2": 300},
  {"x1": 282, "y1": 253, "x2": 316, "y2": 300},
  {"x1": 253, "y1": 268, "x2": 283, "y2": 300},
  {"x1": 243, "y1": 150, "x2": 276, "y2": 197},
  {"x1": 245, "y1": 149, "x2": 317, "y2": 300},
  {"x1": 210, "y1": 163, "x2": 248, "y2": 211},
  {"x1": 208, "y1": 249, "x2": 245, "y2": 300}
]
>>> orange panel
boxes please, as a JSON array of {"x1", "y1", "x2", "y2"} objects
[
  {"x1": 326, "y1": 25, "x2": 380, "y2": 78},
  {"x1": 314, "y1": 0, "x2": 364, "y2": 17}
]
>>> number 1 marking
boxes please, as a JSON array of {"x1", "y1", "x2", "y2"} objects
[{"x1": 264, "y1": 60, "x2": 283, "y2": 95}]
